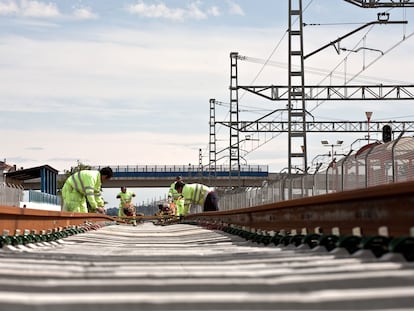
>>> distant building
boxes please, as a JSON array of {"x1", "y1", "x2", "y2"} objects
[
  {"x1": 0, "y1": 160, "x2": 22, "y2": 207},
  {"x1": 3, "y1": 164, "x2": 60, "y2": 210},
  {"x1": 0, "y1": 160, "x2": 15, "y2": 184}
]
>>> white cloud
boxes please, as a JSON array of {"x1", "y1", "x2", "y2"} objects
[
  {"x1": 128, "y1": 2, "x2": 186, "y2": 21},
  {"x1": 186, "y1": 1, "x2": 207, "y2": 20},
  {"x1": 227, "y1": 0, "x2": 244, "y2": 16},
  {"x1": 0, "y1": 0, "x2": 98, "y2": 20},
  {"x1": 0, "y1": 0, "x2": 60, "y2": 18},
  {"x1": 72, "y1": 7, "x2": 98, "y2": 20},
  {"x1": 207, "y1": 6, "x2": 220, "y2": 17},
  {"x1": 127, "y1": 1, "x2": 225, "y2": 21},
  {"x1": 20, "y1": 0, "x2": 60, "y2": 18},
  {"x1": 0, "y1": 1, "x2": 18, "y2": 15}
]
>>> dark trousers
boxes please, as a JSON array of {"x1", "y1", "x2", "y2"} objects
[{"x1": 203, "y1": 191, "x2": 219, "y2": 212}]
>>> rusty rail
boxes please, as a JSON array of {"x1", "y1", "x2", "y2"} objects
[
  {"x1": 0, "y1": 206, "x2": 117, "y2": 234},
  {"x1": 186, "y1": 180, "x2": 414, "y2": 238},
  {"x1": 0, "y1": 206, "x2": 179, "y2": 234}
]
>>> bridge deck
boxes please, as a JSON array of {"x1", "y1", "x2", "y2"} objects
[{"x1": 0, "y1": 222, "x2": 413, "y2": 311}]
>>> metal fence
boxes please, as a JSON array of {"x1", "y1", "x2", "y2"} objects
[
  {"x1": 0, "y1": 183, "x2": 24, "y2": 207},
  {"x1": 219, "y1": 136, "x2": 414, "y2": 211}
]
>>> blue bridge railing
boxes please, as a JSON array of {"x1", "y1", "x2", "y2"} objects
[{"x1": 92, "y1": 164, "x2": 269, "y2": 178}]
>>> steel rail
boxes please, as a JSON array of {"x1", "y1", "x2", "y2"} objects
[
  {"x1": 0, "y1": 206, "x2": 117, "y2": 234},
  {"x1": 0, "y1": 206, "x2": 178, "y2": 234}
]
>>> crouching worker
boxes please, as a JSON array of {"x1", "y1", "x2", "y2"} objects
[
  {"x1": 62, "y1": 167, "x2": 113, "y2": 213},
  {"x1": 167, "y1": 176, "x2": 185, "y2": 217},
  {"x1": 174, "y1": 181, "x2": 218, "y2": 214},
  {"x1": 117, "y1": 186, "x2": 137, "y2": 226}
]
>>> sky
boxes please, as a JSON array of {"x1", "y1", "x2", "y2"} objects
[{"x1": 1, "y1": 0, "x2": 414, "y2": 207}]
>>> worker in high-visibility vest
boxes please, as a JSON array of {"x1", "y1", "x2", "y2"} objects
[
  {"x1": 117, "y1": 186, "x2": 136, "y2": 212},
  {"x1": 167, "y1": 176, "x2": 185, "y2": 216},
  {"x1": 117, "y1": 186, "x2": 137, "y2": 225},
  {"x1": 62, "y1": 167, "x2": 113, "y2": 213},
  {"x1": 174, "y1": 181, "x2": 218, "y2": 214}
]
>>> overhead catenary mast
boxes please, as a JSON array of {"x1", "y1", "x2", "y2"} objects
[{"x1": 211, "y1": 0, "x2": 414, "y2": 177}]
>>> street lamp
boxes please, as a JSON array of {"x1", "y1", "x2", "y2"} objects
[
  {"x1": 321, "y1": 140, "x2": 344, "y2": 162},
  {"x1": 365, "y1": 111, "x2": 373, "y2": 143}
]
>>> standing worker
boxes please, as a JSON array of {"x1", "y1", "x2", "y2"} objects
[
  {"x1": 167, "y1": 176, "x2": 185, "y2": 217},
  {"x1": 174, "y1": 181, "x2": 218, "y2": 214},
  {"x1": 117, "y1": 186, "x2": 137, "y2": 225},
  {"x1": 62, "y1": 166, "x2": 113, "y2": 213}
]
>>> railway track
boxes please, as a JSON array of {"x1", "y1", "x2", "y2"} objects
[
  {"x1": 1, "y1": 180, "x2": 414, "y2": 260},
  {"x1": 0, "y1": 181, "x2": 413, "y2": 310}
]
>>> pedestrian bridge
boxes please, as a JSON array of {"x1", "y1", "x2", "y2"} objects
[{"x1": 95, "y1": 164, "x2": 270, "y2": 188}]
